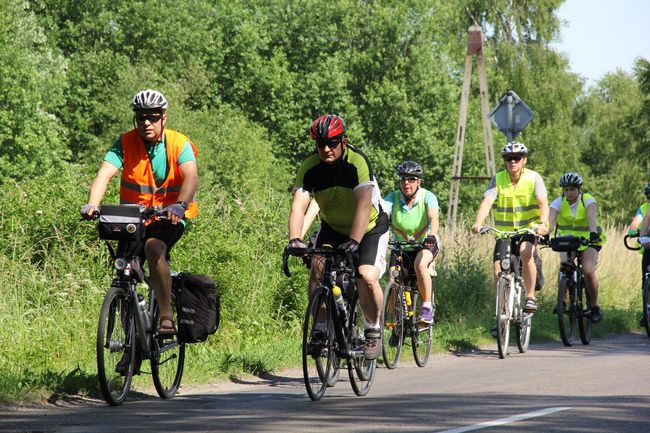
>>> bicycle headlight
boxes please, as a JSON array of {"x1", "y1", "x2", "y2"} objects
[
  {"x1": 114, "y1": 258, "x2": 127, "y2": 270},
  {"x1": 500, "y1": 258, "x2": 511, "y2": 272},
  {"x1": 126, "y1": 223, "x2": 137, "y2": 233}
]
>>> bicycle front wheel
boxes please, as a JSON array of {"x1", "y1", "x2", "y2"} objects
[
  {"x1": 302, "y1": 287, "x2": 333, "y2": 401},
  {"x1": 410, "y1": 289, "x2": 432, "y2": 367},
  {"x1": 495, "y1": 277, "x2": 511, "y2": 359},
  {"x1": 557, "y1": 275, "x2": 577, "y2": 346},
  {"x1": 151, "y1": 292, "x2": 185, "y2": 399},
  {"x1": 578, "y1": 276, "x2": 592, "y2": 345},
  {"x1": 515, "y1": 282, "x2": 531, "y2": 353},
  {"x1": 348, "y1": 292, "x2": 376, "y2": 396},
  {"x1": 97, "y1": 286, "x2": 135, "y2": 406},
  {"x1": 642, "y1": 277, "x2": 650, "y2": 337},
  {"x1": 381, "y1": 281, "x2": 404, "y2": 369}
]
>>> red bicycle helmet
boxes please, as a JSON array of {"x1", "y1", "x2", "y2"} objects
[{"x1": 310, "y1": 114, "x2": 347, "y2": 143}]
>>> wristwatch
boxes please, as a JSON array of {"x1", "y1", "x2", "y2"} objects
[{"x1": 176, "y1": 201, "x2": 188, "y2": 210}]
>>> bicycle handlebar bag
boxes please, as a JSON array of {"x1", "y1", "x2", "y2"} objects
[
  {"x1": 550, "y1": 235, "x2": 582, "y2": 252},
  {"x1": 98, "y1": 205, "x2": 146, "y2": 241},
  {"x1": 173, "y1": 273, "x2": 220, "y2": 344}
]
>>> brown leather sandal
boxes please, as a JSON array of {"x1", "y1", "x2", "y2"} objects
[{"x1": 157, "y1": 315, "x2": 177, "y2": 336}]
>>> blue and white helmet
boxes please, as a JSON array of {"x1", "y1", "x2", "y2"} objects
[{"x1": 131, "y1": 89, "x2": 168, "y2": 111}]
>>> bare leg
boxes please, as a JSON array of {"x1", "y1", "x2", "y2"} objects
[
  {"x1": 356, "y1": 264, "x2": 382, "y2": 326},
  {"x1": 414, "y1": 249, "x2": 434, "y2": 303},
  {"x1": 145, "y1": 238, "x2": 172, "y2": 325}
]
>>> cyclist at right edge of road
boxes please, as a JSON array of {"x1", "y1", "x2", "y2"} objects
[
  {"x1": 471, "y1": 141, "x2": 549, "y2": 337},
  {"x1": 627, "y1": 182, "x2": 650, "y2": 283},
  {"x1": 547, "y1": 172, "x2": 606, "y2": 323}
]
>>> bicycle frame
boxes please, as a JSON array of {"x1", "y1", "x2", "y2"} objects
[{"x1": 480, "y1": 227, "x2": 539, "y2": 358}]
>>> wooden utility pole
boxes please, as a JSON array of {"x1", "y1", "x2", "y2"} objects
[{"x1": 446, "y1": 26, "x2": 495, "y2": 229}]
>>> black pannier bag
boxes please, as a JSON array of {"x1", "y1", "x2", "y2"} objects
[
  {"x1": 550, "y1": 235, "x2": 583, "y2": 252},
  {"x1": 173, "y1": 273, "x2": 220, "y2": 344},
  {"x1": 98, "y1": 204, "x2": 146, "y2": 241}
]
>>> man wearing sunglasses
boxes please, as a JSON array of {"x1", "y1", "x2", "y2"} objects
[
  {"x1": 81, "y1": 89, "x2": 198, "y2": 341},
  {"x1": 627, "y1": 182, "x2": 650, "y2": 284},
  {"x1": 471, "y1": 142, "x2": 548, "y2": 331},
  {"x1": 383, "y1": 161, "x2": 440, "y2": 326},
  {"x1": 287, "y1": 114, "x2": 389, "y2": 360}
]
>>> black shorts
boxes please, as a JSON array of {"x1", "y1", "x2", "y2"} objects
[
  {"x1": 118, "y1": 219, "x2": 185, "y2": 262},
  {"x1": 492, "y1": 233, "x2": 544, "y2": 290},
  {"x1": 315, "y1": 212, "x2": 390, "y2": 274}
]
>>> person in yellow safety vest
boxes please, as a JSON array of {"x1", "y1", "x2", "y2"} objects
[
  {"x1": 627, "y1": 182, "x2": 650, "y2": 282},
  {"x1": 81, "y1": 89, "x2": 199, "y2": 344},
  {"x1": 471, "y1": 142, "x2": 549, "y2": 337},
  {"x1": 548, "y1": 172, "x2": 606, "y2": 323}
]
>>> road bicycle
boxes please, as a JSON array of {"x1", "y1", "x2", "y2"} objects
[
  {"x1": 550, "y1": 235, "x2": 597, "y2": 346},
  {"x1": 381, "y1": 240, "x2": 433, "y2": 369},
  {"x1": 282, "y1": 246, "x2": 375, "y2": 401},
  {"x1": 479, "y1": 227, "x2": 543, "y2": 359},
  {"x1": 624, "y1": 233, "x2": 650, "y2": 337},
  {"x1": 91, "y1": 205, "x2": 185, "y2": 406}
]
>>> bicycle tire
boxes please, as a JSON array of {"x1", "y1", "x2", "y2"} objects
[
  {"x1": 302, "y1": 288, "x2": 332, "y2": 401},
  {"x1": 642, "y1": 277, "x2": 650, "y2": 337},
  {"x1": 97, "y1": 286, "x2": 135, "y2": 406},
  {"x1": 151, "y1": 291, "x2": 185, "y2": 399},
  {"x1": 557, "y1": 275, "x2": 577, "y2": 346},
  {"x1": 515, "y1": 280, "x2": 531, "y2": 353},
  {"x1": 577, "y1": 275, "x2": 592, "y2": 345},
  {"x1": 495, "y1": 277, "x2": 511, "y2": 359},
  {"x1": 410, "y1": 288, "x2": 432, "y2": 367},
  {"x1": 348, "y1": 292, "x2": 376, "y2": 396},
  {"x1": 326, "y1": 354, "x2": 341, "y2": 387},
  {"x1": 381, "y1": 281, "x2": 404, "y2": 369}
]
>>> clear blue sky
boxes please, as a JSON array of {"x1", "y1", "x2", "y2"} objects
[{"x1": 552, "y1": 0, "x2": 650, "y2": 84}]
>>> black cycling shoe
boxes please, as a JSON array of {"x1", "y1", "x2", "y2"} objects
[
  {"x1": 308, "y1": 329, "x2": 327, "y2": 358},
  {"x1": 590, "y1": 305, "x2": 603, "y2": 323},
  {"x1": 388, "y1": 330, "x2": 398, "y2": 347},
  {"x1": 115, "y1": 348, "x2": 142, "y2": 376},
  {"x1": 490, "y1": 326, "x2": 498, "y2": 339}
]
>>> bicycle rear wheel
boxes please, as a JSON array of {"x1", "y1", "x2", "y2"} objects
[
  {"x1": 151, "y1": 291, "x2": 185, "y2": 399},
  {"x1": 556, "y1": 275, "x2": 577, "y2": 346},
  {"x1": 515, "y1": 282, "x2": 531, "y2": 353},
  {"x1": 411, "y1": 289, "x2": 432, "y2": 367},
  {"x1": 578, "y1": 276, "x2": 592, "y2": 345},
  {"x1": 348, "y1": 293, "x2": 376, "y2": 396},
  {"x1": 97, "y1": 286, "x2": 135, "y2": 406},
  {"x1": 302, "y1": 287, "x2": 333, "y2": 401},
  {"x1": 381, "y1": 281, "x2": 404, "y2": 369},
  {"x1": 496, "y1": 277, "x2": 511, "y2": 359},
  {"x1": 642, "y1": 277, "x2": 650, "y2": 337}
]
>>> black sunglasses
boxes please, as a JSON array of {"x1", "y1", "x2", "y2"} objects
[
  {"x1": 316, "y1": 139, "x2": 342, "y2": 150},
  {"x1": 400, "y1": 176, "x2": 419, "y2": 182},
  {"x1": 504, "y1": 155, "x2": 523, "y2": 162},
  {"x1": 135, "y1": 113, "x2": 163, "y2": 124}
]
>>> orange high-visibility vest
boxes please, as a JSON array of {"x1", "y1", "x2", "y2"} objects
[{"x1": 119, "y1": 129, "x2": 198, "y2": 218}]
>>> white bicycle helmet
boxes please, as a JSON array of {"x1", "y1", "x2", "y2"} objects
[
  {"x1": 131, "y1": 89, "x2": 168, "y2": 111},
  {"x1": 559, "y1": 172, "x2": 583, "y2": 187},
  {"x1": 500, "y1": 141, "x2": 528, "y2": 156}
]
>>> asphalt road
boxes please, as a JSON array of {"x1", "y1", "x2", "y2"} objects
[{"x1": 2, "y1": 332, "x2": 649, "y2": 432}]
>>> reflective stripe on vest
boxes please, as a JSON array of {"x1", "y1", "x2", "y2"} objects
[
  {"x1": 119, "y1": 128, "x2": 198, "y2": 218},
  {"x1": 493, "y1": 169, "x2": 540, "y2": 231},
  {"x1": 390, "y1": 189, "x2": 429, "y2": 242},
  {"x1": 556, "y1": 193, "x2": 605, "y2": 250}
]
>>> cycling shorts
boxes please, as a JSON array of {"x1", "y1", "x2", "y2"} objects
[
  {"x1": 314, "y1": 212, "x2": 389, "y2": 277},
  {"x1": 493, "y1": 234, "x2": 544, "y2": 290},
  {"x1": 118, "y1": 218, "x2": 185, "y2": 263}
]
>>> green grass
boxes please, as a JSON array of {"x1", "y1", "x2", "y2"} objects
[{"x1": 0, "y1": 168, "x2": 644, "y2": 402}]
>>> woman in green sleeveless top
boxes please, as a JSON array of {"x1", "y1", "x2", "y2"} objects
[
  {"x1": 383, "y1": 161, "x2": 440, "y2": 325},
  {"x1": 627, "y1": 182, "x2": 650, "y2": 283}
]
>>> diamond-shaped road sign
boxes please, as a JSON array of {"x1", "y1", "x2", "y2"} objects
[{"x1": 489, "y1": 90, "x2": 535, "y2": 141}]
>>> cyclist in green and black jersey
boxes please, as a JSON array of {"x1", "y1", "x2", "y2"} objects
[{"x1": 287, "y1": 114, "x2": 389, "y2": 360}]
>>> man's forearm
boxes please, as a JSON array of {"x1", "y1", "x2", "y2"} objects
[{"x1": 349, "y1": 201, "x2": 371, "y2": 242}]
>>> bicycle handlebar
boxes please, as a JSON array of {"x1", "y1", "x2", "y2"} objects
[
  {"x1": 281, "y1": 246, "x2": 355, "y2": 278},
  {"x1": 624, "y1": 233, "x2": 642, "y2": 251}
]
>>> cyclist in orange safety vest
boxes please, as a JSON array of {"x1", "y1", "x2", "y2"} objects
[{"x1": 81, "y1": 89, "x2": 198, "y2": 340}]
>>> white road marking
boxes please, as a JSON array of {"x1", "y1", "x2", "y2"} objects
[{"x1": 436, "y1": 406, "x2": 572, "y2": 433}]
